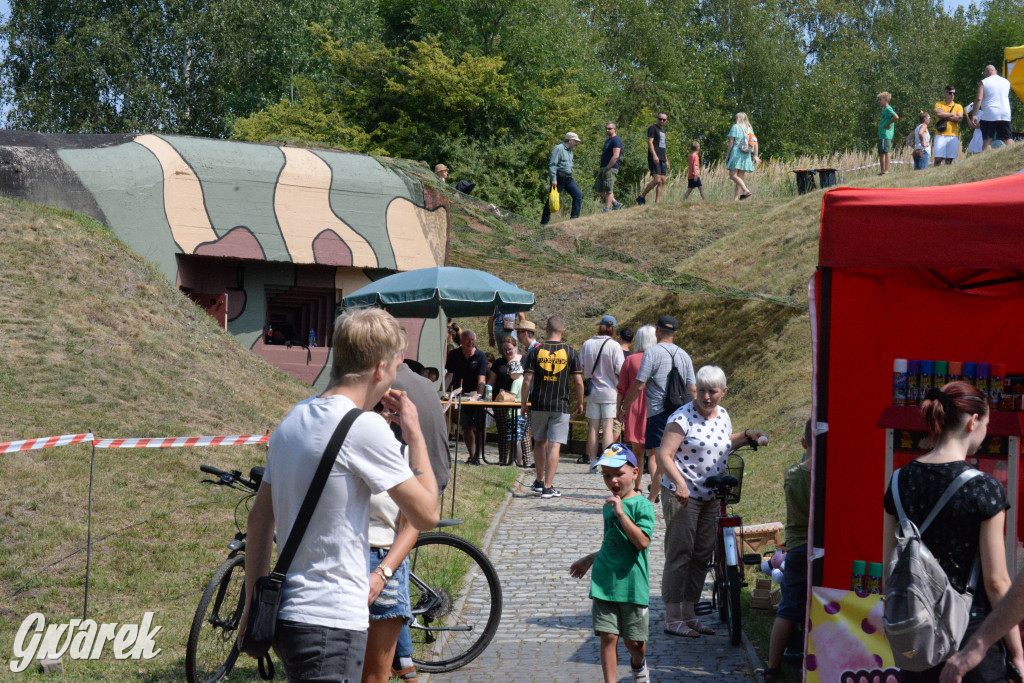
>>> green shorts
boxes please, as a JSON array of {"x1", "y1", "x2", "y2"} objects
[
  {"x1": 592, "y1": 598, "x2": 649, "y2": 641},
  {"x1": 593, "y1": 167, "x2": 618, "y2": 194},
  {"x1": 877, "y1": 138, "x2": 892, "y2": 154}
]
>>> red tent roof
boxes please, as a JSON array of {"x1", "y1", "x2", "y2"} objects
[{"x1": 819, "y1": 172, "x2": 1024, "y2": 269}]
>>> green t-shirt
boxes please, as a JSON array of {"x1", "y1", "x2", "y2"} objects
[
  {"x1": 784, "y1": 460, "x2": 811, "y2": 550},
  {"x1": 590, "y1": 494, "x2": 656, "y2": 606},
  {"x1": 879, "y1": 105, "x2": 896, "y2": 140}
]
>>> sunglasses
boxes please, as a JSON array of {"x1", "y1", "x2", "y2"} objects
[
  {"x1": 946, "y1": 90, "x2": 956, "y2": 94},
  {"x1": 657, "y1": 118, "x2": 667, "y2": 122}
]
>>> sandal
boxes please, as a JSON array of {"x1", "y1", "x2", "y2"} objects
[
  {"x1": 762, "y1": 667, "x2": 781, "y2": 682},
  {"x1": 663, "y1": 620, "x2": 701, "y2": 638},
  {"x1": 391, "y1": 665, "x2": 418, "y2": 682},
  {"x1": 740, "y1": 192, "x2": 752, "y2": 200},
  {"x1": 685, "y1": 618, "x2": 715, "y2": 635}
]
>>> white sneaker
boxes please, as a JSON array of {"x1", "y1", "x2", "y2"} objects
[{"x1": 631, "y1": 660, "x2": 650, "y2": 683}]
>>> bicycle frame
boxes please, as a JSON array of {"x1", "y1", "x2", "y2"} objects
[{"x1": 717, "y1": 497, "x2": 742, "y2": 569}]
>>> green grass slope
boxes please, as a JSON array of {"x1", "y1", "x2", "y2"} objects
[
  {"x1": 0, "y1": 200, "x2": 514, "y2": 680},
  {"x1": 417, "y1": 144, "x2": 1024, "y2": 524}
]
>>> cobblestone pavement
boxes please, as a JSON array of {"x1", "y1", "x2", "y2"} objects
[{"x1": 426, "y1": 452, "x2": 761, "y2": 683}]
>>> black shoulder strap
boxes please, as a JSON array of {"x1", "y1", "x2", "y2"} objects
[
  {"x1": 272, "y1": 408, "x2": 363, "y2": 577},
  {"x1": 590, "y1": 338, "x2": 612, "y2": 376}
]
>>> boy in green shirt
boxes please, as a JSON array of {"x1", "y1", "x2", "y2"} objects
[
  {"x1": 570, "y1": 443, "x2": 656, "y2": 683},
  {"x1": 877, "y1": 91, "x2": 900, "y2": 175}
]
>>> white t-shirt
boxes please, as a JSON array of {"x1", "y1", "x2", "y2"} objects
[
  {"x1": 661, "y1": 402, "x2": 733, "y2": 501},
  {"x1": 581, "y1": 335, "x2": 625, "y2": 403},
  {"x1": 264, "y1": 394, "x2": 413, "y2": 630},
  {"x1": 980, "y1": 74, "x2": 1012, "y2": 121}
]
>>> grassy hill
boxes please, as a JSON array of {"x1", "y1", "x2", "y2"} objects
[
  {"x1": 1, "y1": 144, "x2": 1021, "y2": 679},
  {"x1": 0, "y1": 200, "x2": 514, "y2": 680},
  {"x1": 416, "y1": 144, "x2": 1024, "y2": 523}
]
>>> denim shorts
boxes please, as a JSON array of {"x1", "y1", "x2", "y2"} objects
[
  {"x1": 368, "y1": 549, "x2": 412, "y2": 622},
  {"x1": 776, "y1": 544, "x2": 807, "y2": 622},
  {"x1": 644, "y1": 409, "x2": 671, "y2": 450}
]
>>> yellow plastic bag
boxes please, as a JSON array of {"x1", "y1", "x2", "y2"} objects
[{"x1": 548, "y1": 186, "x2": 560, "y2": 213}]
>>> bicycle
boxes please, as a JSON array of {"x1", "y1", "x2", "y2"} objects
[
  {"x1": 186, "y1": 464, "x2": 503, "y2": 682},
  {"x1": 694, "y1": 444, "x2": 763, "y2": 647}
]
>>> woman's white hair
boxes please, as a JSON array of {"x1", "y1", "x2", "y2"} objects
[
  {"x1": 633, "y1": 325, "x2": 657, "y2": 354},
  {"x1": 696, "y1": 365, "x2": 727, "y2": 389}
]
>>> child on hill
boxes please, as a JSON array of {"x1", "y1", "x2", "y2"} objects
[
  {"x1": 570, "y1": 443, "x2": 656, "y2": 683},
  {"x1": 683, "y1": 141, "x2": 705, "y2": 200},
  {"x1": 877, "y1": 91, "x2": 899, "y2": 175}
]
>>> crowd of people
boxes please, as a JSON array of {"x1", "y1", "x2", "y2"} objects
[
  {"x1": 440, "y1": 310, "x2": 769, "y2": 682},
  {"x1": 878, "y1": 63, "x2": 1016, "y2": 174}
]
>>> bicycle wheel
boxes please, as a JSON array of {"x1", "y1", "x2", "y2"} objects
[
  {"x1": 186, "y1": 554, "x2": 245, "y2": 683},
  {"x1": 409, "y1": 532, "x2": 502, "y2": 672},
  {"x1": 726, "y1": 564, "x2": 743, "y2": 646}
]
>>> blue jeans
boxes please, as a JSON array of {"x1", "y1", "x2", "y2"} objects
[
  {"x1": 914, "y1": 150, "x2": 930, "y2": 170},
  {"x1": 541, "y1": 174, "x2": 582, "y2": 223}
]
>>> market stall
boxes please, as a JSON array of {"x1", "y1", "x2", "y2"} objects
[{"x1": 806, "y1": 171, "x2": 1024, "y2": 680}]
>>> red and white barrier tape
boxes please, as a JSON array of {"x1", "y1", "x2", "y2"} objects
[
  {"x1": 0, "y1": 432, "x2": 94, "y2": 453},
  {"x1": 94, "y1": 435, "x2": 269, "y2": 449}
]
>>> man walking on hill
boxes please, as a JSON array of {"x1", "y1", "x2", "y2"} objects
[
  {"x1": 637, "y1": 113, "x2": 669, "y2": 205},
  {"x1": 582, "y1": 315, "x2": 626, "y2": 470},
  {"x1": 595, "y1": 122, "x2": 623, "y2": 213},
  {"x1": 541, "y1": 132, "x2": 583, "y2": 225},
  {"x1": 521, "y1": 315, "x2": 584, "y2": 498},
  {"x1": 933, "y1": 86, "x2": 964, "y2": 165},
  {"x1": 971, "y1": 64, "x2": 1015, "y2": 151},
  {"x1": 618, "y1": 315, "x2": 696, "y2": 503}
]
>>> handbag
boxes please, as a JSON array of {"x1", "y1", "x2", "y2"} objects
[
  {"x1": 936, "y1": 103, "x2": 953, "y2": 133},
  {"x1": 239, "y1": 408, "x2": 363, "y2": 679},
  {"x1": 583, "y1": 338, "x2": 612, "y2": 397}
]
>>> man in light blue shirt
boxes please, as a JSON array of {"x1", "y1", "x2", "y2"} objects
[{"x1": 541, "y1": 132, "x2": 583, "y2": 225}]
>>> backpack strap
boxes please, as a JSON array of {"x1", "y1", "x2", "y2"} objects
[{"x1": 890, "y1": 468, "x2": 981, "y2": 533}]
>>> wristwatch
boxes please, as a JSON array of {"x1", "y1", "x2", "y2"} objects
[{"x1": 376, "y1": 564, "x2": 393, "y2": 580}]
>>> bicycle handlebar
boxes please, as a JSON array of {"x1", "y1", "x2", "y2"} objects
[{"x1": 199, "y1": 464, "x2": 260, "y2": 492}]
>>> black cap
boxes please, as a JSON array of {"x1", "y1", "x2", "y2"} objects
[
  {"x1": 619, "y1": 327, "x2": 634, "y2": 342},
  {"x1": 656, "y1": 315, "x2": 678, "y2": 331}
]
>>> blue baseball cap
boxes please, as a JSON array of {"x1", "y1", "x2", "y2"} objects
[
  {"x1": 600, "y1": 315, "x2": 616, "y2": 327},
  {"x1": 596, "y1": 443, "x2": 637, "y2": 468}
]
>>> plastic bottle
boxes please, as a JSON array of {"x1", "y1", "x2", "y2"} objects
[
  {"x1": 851, "y1": 560, "x2": 866, "y2": 593},
  {"x1": 977, "y1": 363, "x2": 991, "y2": 400},
  {"x1": 267, "y1": 324, "x2": 273, "y2": 343},
  {"x1": 991, "y1": 363, "x2": 1005, "y2": 410},
  {"x1": 866, "y1": 562, "x2": 883, "y2": 594},
  {"x1": 309, "y1": 327, "x2": 317, "y2": 347},
  {"x1": 893, "y1": 359, "x2": 909, "y2": 405},
  {"x1": 934, "y1": 360, "x2": 948, "y2": 389},
  {"x1": 963, "y1": 361, "x2": 977, "y2": 387},
  {"x1": 948, "y1": 361, "x2": 963, "y2": 384},
  {"x1": 919, "y1": 360, "x2": 935, "y2": 400},
  {"x1": 907, "y1": 359, "x2": 921, "y2": 405}
]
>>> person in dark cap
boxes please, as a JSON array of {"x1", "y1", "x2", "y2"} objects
[{"x1": 618, "y1": 314, "x2": 696, "y2": 504}]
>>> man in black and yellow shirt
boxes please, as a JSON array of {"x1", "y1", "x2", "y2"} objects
[{"x1": 521, "y1": 315, "x2": 584, "y2": 498}]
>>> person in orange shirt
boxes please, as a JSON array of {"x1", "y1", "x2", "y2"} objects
[{"x1": 683, "y1": 141, "x2": 705, "y2": 200}]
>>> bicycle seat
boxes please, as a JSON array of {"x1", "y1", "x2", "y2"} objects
[{"x1": 705, "y1": 474, "x2": 738, "y2": 490}]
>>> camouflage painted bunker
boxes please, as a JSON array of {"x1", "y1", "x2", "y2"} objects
[{"x1": 0, "y1": 132, "x2": 450, "y2": 388}]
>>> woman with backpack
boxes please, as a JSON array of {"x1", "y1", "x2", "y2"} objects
[
  {"x1": 725, "y1": 112, "x2": 760, "y2": 201},
  {"x1": 882, "y1": 382, "x2": 1023, "y2": 681}
]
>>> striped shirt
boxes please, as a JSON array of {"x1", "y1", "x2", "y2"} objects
[{"x1": 524, "y1": 341, "x2": 582, "y2": 413}]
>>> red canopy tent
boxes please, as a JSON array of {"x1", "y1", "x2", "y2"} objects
[{"x1": 810, "y1": 170, "x2": 1024, "y2": 590}]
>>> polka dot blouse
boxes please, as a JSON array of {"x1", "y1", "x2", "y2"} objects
[{"x1": 663, "y1": 402, "x2": 733, "y2": 501}]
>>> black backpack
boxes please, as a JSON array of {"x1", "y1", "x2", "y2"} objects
[{"x1": 663, "y1": 347, "x2": 689, "y2": 412}]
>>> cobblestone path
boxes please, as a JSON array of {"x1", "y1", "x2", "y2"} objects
[{"x1": 426, "y1": 453, "x2": 761, "y2": 683}]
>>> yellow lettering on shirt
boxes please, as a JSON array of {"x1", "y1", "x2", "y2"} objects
[{"x1": 537, "y1": 348, "x2": 568, "y2": 378}]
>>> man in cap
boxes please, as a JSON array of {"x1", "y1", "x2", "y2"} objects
[
  {"x1": 618, "y1": 315, "x2": 696, "y2": 503},
  {"x1": 434, "y1": 164, "x2": 449, "y2": 182},
  {"x1": 581, "y1": 315, "x2": 626, "y2": 470},
  {"x1": 541, "y1": 132, "x2": 583, "y2": 225}
]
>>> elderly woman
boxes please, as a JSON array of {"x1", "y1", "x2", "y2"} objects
[{"x1": 656, "y1": 365, "x2": 767, "y2": 638}]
